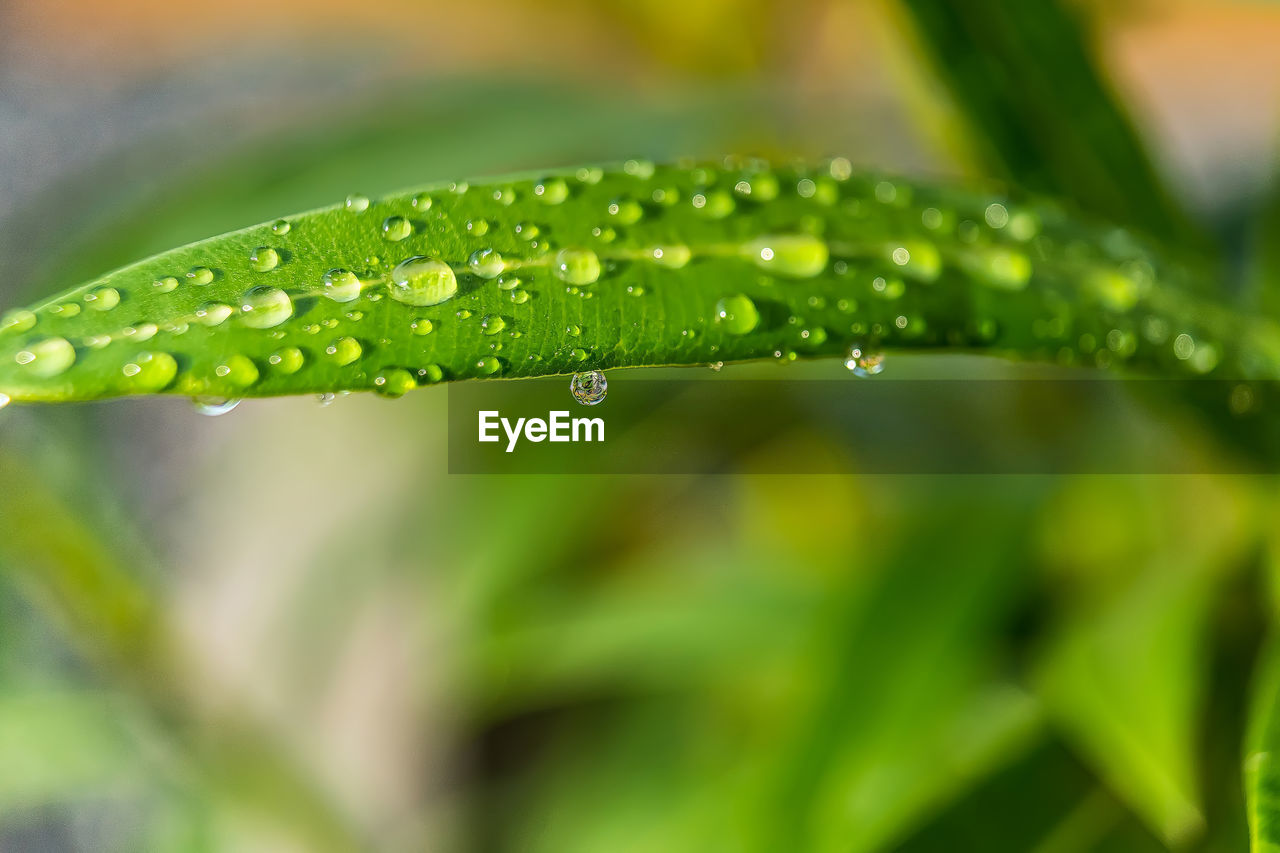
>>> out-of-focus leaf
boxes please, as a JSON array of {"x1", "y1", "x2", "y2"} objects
[
  {"x1": 1033, "y1": 478, "x2": 1250, "y2": 846},
  {"x1": 0, "y1": 690, "x2": 139, "y2": 814},
  {"x1": 1247, "y1": 635, "x2": 1280, "y2": 852},
  {"x1": 895, "y1": 0, "x2": 1200, "y2": 247}
]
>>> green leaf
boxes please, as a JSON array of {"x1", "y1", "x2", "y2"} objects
[
  {"x1": 895, "y1": 0, "x2": 1199, "y2": 246},
  {"x1": 0, "y1": 160, "x2": 1271, "y2": 405},
  {"x1": 1248, "y1": 636, "x2": 1280, "y2": 852}
]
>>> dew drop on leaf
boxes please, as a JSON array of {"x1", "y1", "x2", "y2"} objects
[
  {"x1": 187, "y1": 266, "x2": 215, "y2": 285},
  {"x1": 249, "y1": 246, "x2": 280, "y2": 272},
  {"x1": 323, "y1": 269, "x2": 362, "y2": 303},
  {"x1": 468, "y1": 249, "x2": 505, "y2": 279},
  {"x1": 554, "y1": 248, "x2": 601, "y2": 285},
  {"x1": 268, "y1": 347, "x2": 305, "y2": 374},
  {"x1": 373, "y1": 368, "x2": 416, "y2": 398},
  {"x1": 382, "y1": 216, "x2": 412, "y2": 242},
  {"x1": 239, "y1": 286, "x2": 293, "y2": 329},
  {"x1": 15, "y1": 336, "x2": 76, "y2": 378},
  {"x1": 389, "y1": 257, "x2": 457, "y2": 306},
  {"x1": 325, "y1": 336, "x2": 362, "y2": 366},
  {"x1": 747, "y1": 235, "x2": 829, "y2": 278},
  {"x1": 714, "y1": 294, "x2": 759, "y2": 335},
  {"x1": 121, "y1": 351, "x2": 177, "y2": 392},
  {"x1": 84, "y1": 286, "x2": 120, "y2": 312}
]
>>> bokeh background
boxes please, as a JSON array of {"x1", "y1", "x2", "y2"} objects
[{"x1": 2, "y1": 0, "x2": 1280, "y2": 850}]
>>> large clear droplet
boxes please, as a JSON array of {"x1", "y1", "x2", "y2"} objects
[
  {"x1": 389, "y1": 257, "x2": 457, "y2": 306},
  {"x1": 570, "y1": 371, "x2": 607, "y2": 406}
]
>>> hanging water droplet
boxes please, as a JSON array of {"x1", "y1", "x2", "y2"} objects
[
  {"x1": 271, "y1": 219, "x2": 291, "y2": 235},
  {"x1": 554, "y1": 248, "x2": 601, "y2": 285},
  {"x1": 468, "y1": 248, "x2": 505, "y2": 279},
  {"x1": 187, "y1": 266, "x2": 215, "y2": 285},
  {"x1": 714, "y1": 294, "x2": 759, "y2": 335},
  {"x1": 84, "y1": 286, "x2": 120, "y2": 311},
  {"x1": 747, "y1": 235, "x2": 829, "y2": 278},
  {"x1": 153, "y1": 276, "x2": 179, "y2": 293},
  {"x1": 323, "y1": 268, "x2": 362, "y2": 303},
  {"x1": 239, "y1": 285, "x2": 293, "y2": 329},
  {"x1": 570, "y1": 371, "x2": 607, "y2": 406},
  {"x1": 844, "y1": 344, "x2": 885, "y2": 377},
  {"x1": 373, "y1": 368, "x2": 417, "y2": 398},
  {"x1": 326, "y1": 336, "x2": 362, "y2": 366},
  {"x1": 481, "y1": 314, "x2": 506, "y2": 335},
  {"x1": 249, "y1": 246, "x2": 280, "y2": 272},
  {"x1": 193, "y1": 397, "x2": 241, "y2": 416},
  {"x1": 268, "y1": 347, "x2": 305, "y2": 374},
  {"x1": 389, "y1": 256, "x2": 457, "y2": 306},
  {"x1": 121, "y1": 351, "x2": 177, "y2": 392},
  {"x1": 345, "y1": 193, "x2": 370, "y2": 213},
  {"x1": 15, "y1": 336, "x2": 76, "y2": 378},
  {"x1": 382, "y1": 216, "x2": 412, "y2": 241}
]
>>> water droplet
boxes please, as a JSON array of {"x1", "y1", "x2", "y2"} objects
[
  {"x1": 84, "y1": 286, "x2": 120, "y2": 311},
  {"x1": 239, "y1": 285, "x2": 293, "y2": 329},
  {"x1": 390, "y1": 256, "x2": 458, "y2": 306},
  {"x1": 607, "y1": 199, "x2": 644, "y2": 224},
  {"x1": 214, "y1": 354, "x2": 259, "y2": 387},
  {"x1": 570, "y1": 371, "x2": 607, "y2": 405},
  {"x1": 888, "y1": 241, "x2": 942, "y2": 282},
  {"x1": 374, "y1": 368, "x2": 417, "y2": 398},
  {"x1": 569, "y1": 348, "x2": 589, "y2": 362},
  {"x1": 323, "y1": 268, "x2": 362, "y2": 303},
  {"x1": 650, "y1": 245, "x2": 692, "y2": 269},
  {"x1": 476, "y1": 356, "x2": 501, "y2": 375},
  {"x1": 412, "y1": 193, "x2": 433, "y2": 211},
  {"x1": 566, "y1": 324, "x2": 582, "y2": 337},
  {"x1": 534, "y1": 178, "x2": 569, "y2": 204},
  {"x1": 193, "y1": 397, "x2": 241, "y2": 416},
  {"x1": 121, "y1": 351, "x2": 177, "y2": 392},
  {"x1": 456, "y1": 309, "x2": 472, "y2": 320},
  {"x1": 1173, "y1": 333, "x2": 1196, "y2": 361},
  {"x1": 382, "y1": 216, "x2": 412, "y2": 242},
  {"x1": 50, "y1": 303, "x2": 80, "y2": 318},
  {"x1": 345, "y1": 193, "x2": 370, "y2": 213},
  {"x1": 624, "y1": 159, "x2": 656, "y2": 179},
  {"x1": 481, "y1": 314, "x2": 506, "y2": 335},
  {"x1": 420, "y1": 364, "x2": 444, "y2": 383},
  {"x1": 692, "y1": 190, "x2": 735, "y2": 218},
  {"x1": 187, "y1": 266, "x2": 215, "y2": 285},
  {"x1": 15, "y1": 336, "x2": 76, "y2": 378},
  {"x1": 271, "y1": 219, "x2": 291, "y2": 235},
  {"x1": 268, "y1": 347, "x2": 305, "y2": 373},
  {"x1": 326, "y1": 336, "x2": 363, "y2": 366},
  {"x1": 747, "y1": 235, "x2": 829, "y2": 278},
  {"x1": 411, "y1": 318, "x2": 434, "y2": 336},
  {"x1": 554, "y1": 248, "x2": 601, "y2": 285},
  {"x1": 497, "y1": 275, "x2": 522, "y2": 292},
  {"x1": 466, "y1": 218, "x2": 490, "y2": 236},
  {"x1": 984, "y1": 203, "x2": 1010, "y2": 229},
  {"x1": 150, "y1": 276, "x2": 178, "y2": 294},
  {"x1": 510, "y1": 289, "x2": 530, "y2": 304},
  {"x1": 195, "y1": 302, "x2": 233, "y2": 327},
  {"x1": 249, "y1": 246, "x2": 280, "y2": 272},
  {"x1": 2, "y1": 309, "x2": 37, "y2": 334},
  {"x1": 468, "y1": 248, "x2": 505, "y2": 279},
  {"x1": 714, "y1": 294, "x2": 759, "y2": 335},
  {"x1": 734, "y1": 172, "x2": 779, "y2": 201},
  {"x1": 844, "y1": 344, "x2": 885, "y2": 377}
]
